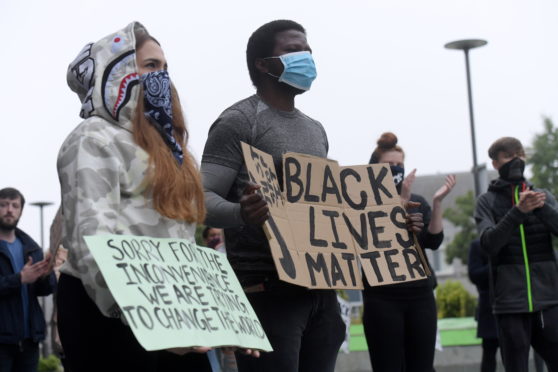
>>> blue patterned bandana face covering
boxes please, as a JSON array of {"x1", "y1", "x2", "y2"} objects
[
  {"x1": 141, "y1": 70, "x2": 184, "y2": 165},
  {"x1": 265, "y1": 51, "x2": 317, "y2": 91}
]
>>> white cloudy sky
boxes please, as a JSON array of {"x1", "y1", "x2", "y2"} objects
[{"x1": 1, "y1": 0, "x2": 557, "y2": 245}]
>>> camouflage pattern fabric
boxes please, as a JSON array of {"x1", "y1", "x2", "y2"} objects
[{"x1": 57, "y1": 22, "x2": 195, "y2": 318}]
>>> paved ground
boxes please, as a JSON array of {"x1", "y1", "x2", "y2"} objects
[{"x1": 335, "y1": 345, "x2": 545, "y2": 372}]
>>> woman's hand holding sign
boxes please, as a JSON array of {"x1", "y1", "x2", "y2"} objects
[{"x1": 401, "y1": 172, "x2": 424, "y2": 234}]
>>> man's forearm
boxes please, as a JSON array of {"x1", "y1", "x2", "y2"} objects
[
  {"x1": 533, "y1": 192, "x2": 558, "y2": 235},
  {"x1": 202, "y1": 162, "x2": 244, "y2": 228},
  {"x1": 480, "y1": 207, "x2": 526, "y2": 256},
  {"x1": 204, "y1": 191, "x2": 243, "y2": 228}
]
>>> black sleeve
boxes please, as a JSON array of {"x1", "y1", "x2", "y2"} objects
[
  {"x1": 532, "y1": 189, "x2": 558, "y2": 236},
  {"x1": 412, "y1": 194, "x2": 444, "y2": 250},
  {"x1": 475, "y1": 192, "x2": 527, "y2": 256},
  {"x1": 33, "y1": 273, "x2": 56, "y2": 296},
  {"x1": 468, "y1": 239, "x2": 489, "y2": 289},
  {"x1": 30, "y1": 249, "x2": 55, "y2": 296},
  {"x1": 0, "y1": 272, "x2": 21, "y2": 296}
]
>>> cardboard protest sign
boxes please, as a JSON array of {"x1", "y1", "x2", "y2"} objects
[
  {"x1": 241, "y1": 142, "x2": 429, "y2": 290},
  {"x1": 84, "y1": 235, "x2": 273, "y2": 352}
]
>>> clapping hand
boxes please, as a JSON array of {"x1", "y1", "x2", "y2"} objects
[
  {"x1": 20, "y1": 255, "x2": 51, "y2": 284},
  {"x1": 433, "y1": 175, "x2": 456, "y2": 203},
  {"x1": 517, "y1": 191, "x2": 546, "y2": 213}
]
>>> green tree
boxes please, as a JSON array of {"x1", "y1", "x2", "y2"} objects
[
  {"x1": 436, "y1": 280, "x2": 477, "y2": 318},
  {"x1": 529, "y1": 117, "x2": 558, "y2": 197},
  {"x1": 38, "y1": 355, "x2": 62, "y2": 372},
  {"x1": 443, "y1": 191, "x2": 477, "y2": 264},
  {"x1": 529, "y1": 117, "x2": 558, "y2": 250}
]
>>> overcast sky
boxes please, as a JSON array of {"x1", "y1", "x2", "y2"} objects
[{"x1": 1, "y1": 0, "x2": 557, "y2": 245}]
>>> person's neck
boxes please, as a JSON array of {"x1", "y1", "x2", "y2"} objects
[
  {"x1": 0, "y1": 228, "x2": 16, "y2": 243},
  {"x1": 257, "y1": 86, "x2": 296, "y2": 112}
]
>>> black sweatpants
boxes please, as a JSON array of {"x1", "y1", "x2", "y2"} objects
[
  {"x1": 481, "y1": 338, "x2": 499, "y2": 372},
  {"x1": 362, "y1": 291, "x2": 437, "y2": 372},
  {"x1": 57, "y1": 273, "x2": 211, "y2": 372},
  {"x1": 496, "y1": 306, "x2": 558, "y2": 372},
  {"x1": 235, "y1": 284, "x2": 345, "y2": 372}
]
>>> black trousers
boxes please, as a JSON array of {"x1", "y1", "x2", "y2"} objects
[
  {"x1": 235, "y1": 284, "x2": 345, "y2": 372},
  {"x1": 57, "y1": 273, "x2": 211, "y2": 372},
  {"x1": 481, "y1": 338, "x2": 499, "y2": 372},
  {"x1": 362, "y1": 291, "x2": 437, "y2": 372},
  {"x1": 0, "y1": 340, "x2": 39, "y2": 372},
  {"x1": 496, "y1": 306, "x2": 558, "y2": 372}
]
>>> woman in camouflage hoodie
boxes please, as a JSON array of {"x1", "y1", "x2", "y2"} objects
[{"x1": 56, "y1": 22, "x2": 208, "y2": 371}]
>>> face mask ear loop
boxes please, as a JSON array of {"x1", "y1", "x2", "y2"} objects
[{"x1": 262, "y1": 56, "x2": 284, "y2": 81}]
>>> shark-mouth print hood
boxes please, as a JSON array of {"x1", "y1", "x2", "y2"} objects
[{"x1": 67, "y1": 22, "x2": 146, "y2": 130}]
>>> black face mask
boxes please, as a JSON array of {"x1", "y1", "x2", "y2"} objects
[
  {"x1": 206, "y1": 237, "x2": 222, "y2": 249},
  {"x1": 498, "y1": 157, "x2": 525, "y2": 182},
  {"x1": 390, "y1": 165, "x2": 405, "y2": 194}
]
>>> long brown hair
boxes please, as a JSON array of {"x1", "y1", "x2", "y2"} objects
[{"x1": 132, "y1": 27, "x2": 205, "y2": 223}]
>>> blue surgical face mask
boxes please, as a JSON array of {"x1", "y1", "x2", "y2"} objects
[{"x1": 265, "y1": 51, "x2": 317, "y2": 91}]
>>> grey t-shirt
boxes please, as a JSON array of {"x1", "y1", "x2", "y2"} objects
[{"x1": 201, "y1": 94, "x2": 329, "y2": 277}]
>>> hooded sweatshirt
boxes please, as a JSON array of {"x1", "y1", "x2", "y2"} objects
[
  {"x1": 475, "y1": 178, "x2": 558, "y2": 314},
  {"x1": 57, "y1": 22, "x2": 195, "y2": 318}
]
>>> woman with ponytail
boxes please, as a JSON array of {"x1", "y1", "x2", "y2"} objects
[
  {"x1": 56, "y1": 22, "x2": 209, "y2": 372},
  {"x1": 363, "y1": 132, "x2": 456, "y2": 372}
]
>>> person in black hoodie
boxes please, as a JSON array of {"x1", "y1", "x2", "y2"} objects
[
  {"x1": 469, "y1": 239, "x2": 500, "y2": 372},
  {"x1": 475, "y1": 137, "x2": 558, "y2": 372},
  {"x1": 363, "y1": 133, "x2": 456, "y2": 372}
]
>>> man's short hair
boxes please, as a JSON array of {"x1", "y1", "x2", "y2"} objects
[
  {"x1": 246, "y1": 19, "x2": 306, "y2": 88},
  {"x1": 0, "y1": 187, "x2": 25, "y2": 208},
  {"x1": 488, "y1": 137, "x2": 525, "y2": 160}
]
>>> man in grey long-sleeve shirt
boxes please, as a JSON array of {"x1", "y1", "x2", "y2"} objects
[
  {"x1": 474, "y1": 136, "x2": 558, "y2": 372},
  {"x1": 200, "y1": 20, "x2": 344, "y2": 372}
]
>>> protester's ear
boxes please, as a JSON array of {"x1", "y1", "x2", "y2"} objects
[
  {"x1": 255, "y1": 58, "x2": 269, "y2": 74},
  {"x1": 492, "y1": 159, "x2": 498, "y2": 170}
]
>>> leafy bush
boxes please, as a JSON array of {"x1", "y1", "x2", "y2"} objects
[
  {"x1": 38, "y1": 355, "x2": 61, "y2": 372},
  {"x1": 436, "y1": 280, "x2": 477, "y2": 318}
]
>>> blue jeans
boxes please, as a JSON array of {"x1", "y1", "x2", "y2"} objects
[{"x1": 0, "y1": 340, "x2": 39, "y2": 372}]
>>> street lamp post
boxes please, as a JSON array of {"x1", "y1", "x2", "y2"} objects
[
  {"x1": 29, "y1": 201, "x2": 53, "y2": 358},
  {"x1": 29, "y1": 201, "x2": 53, "y2": 250},
  {"x1": 444, "y1": 39, "x2": 487, "y2": 198}
]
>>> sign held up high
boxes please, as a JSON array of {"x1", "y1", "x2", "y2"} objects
[{"x1": 242, "y1": 142, "x2": 429, "y2": 290}]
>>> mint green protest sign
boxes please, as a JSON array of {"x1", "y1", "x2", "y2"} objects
[{"x1": 84, "y1": 234, "x2": 272, "y2": 352}]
